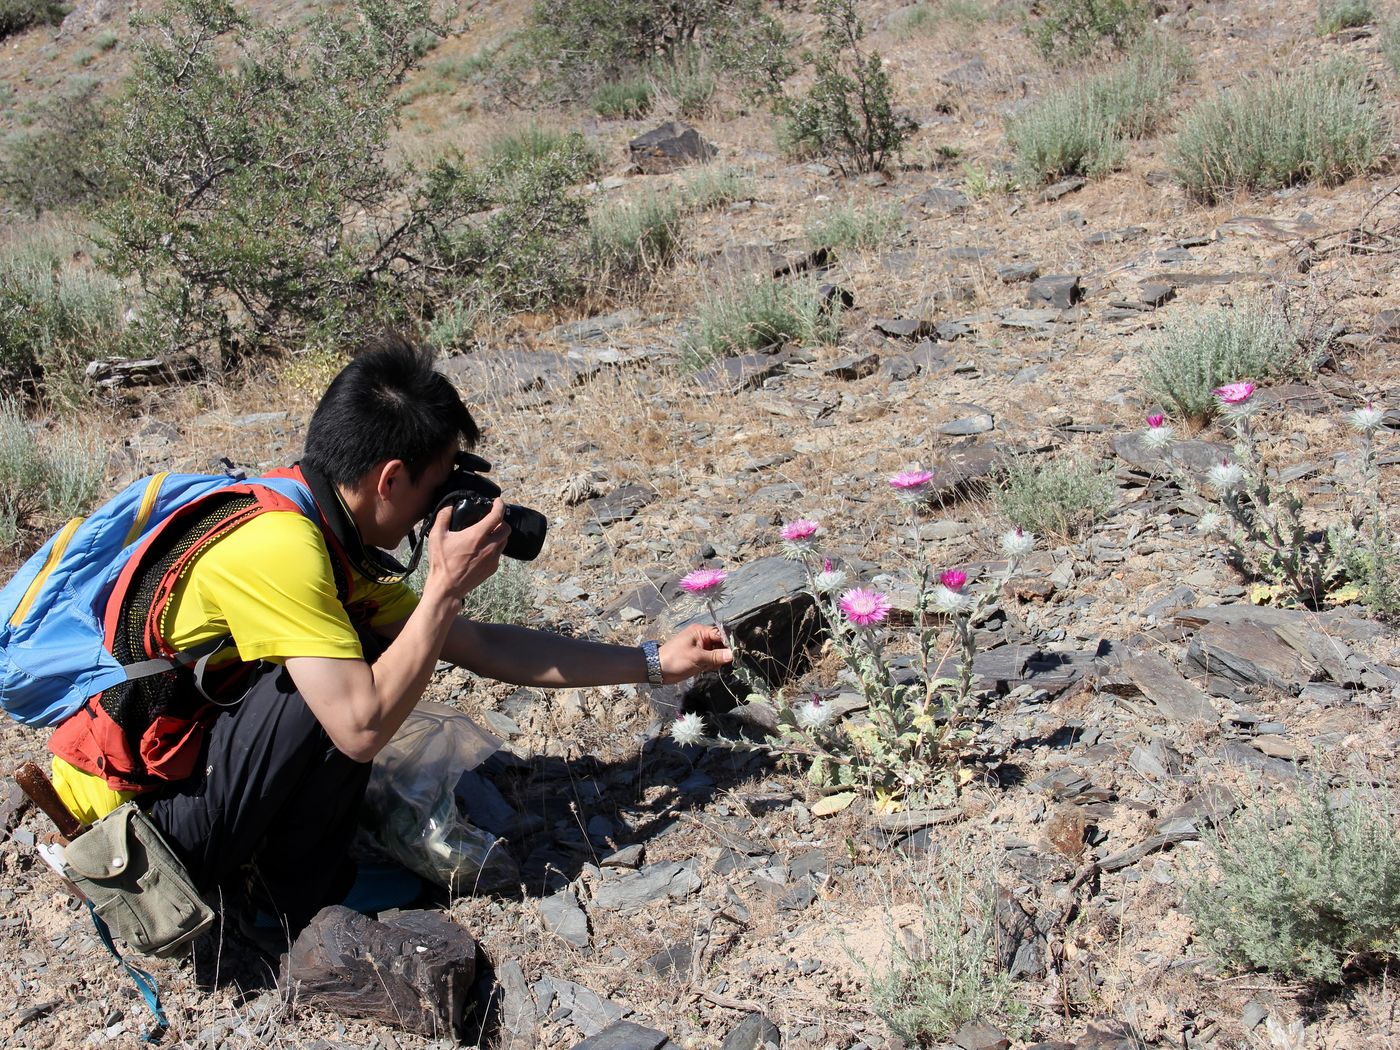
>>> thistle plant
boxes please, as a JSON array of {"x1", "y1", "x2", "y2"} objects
[
  {"x1": 666, "y1": 484, "x2": 1037, "y2": 802},
  {"x1": 1146, "y1": 382, "x2": 1395, "y2": 612}
]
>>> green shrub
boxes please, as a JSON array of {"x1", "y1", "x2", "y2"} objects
[
  {"x1": 1170, "y1": 61, "x2": 1385, "y2": 202},
  {"x1": 773, "y1": 0, "x2": 913, "y2": 174},
  {"x1": 94, "y1": 0, "x2": 486, "y2": 359},
  {"x1": 891, "y1": 0, "x2": 990, "y2": 38},
  {"x1": 1317, "y1": 0, "x2": 1373, "y2": 34},
  {"x1": 588, "y1": 193, "x2": 685, "y2": 293},
  {"x1": 1030, "y1": 0, "x2": 1151, "y2": 66},
  {"x1": 483, "y1": 124, "x2": 602, "y2": 176},
  {"x1": 0, "y1": 399, "x2": 45, "y2": 547},
  {"x1": 1185, "y1": 782, "x2": 1400, "y2": 983},
  {"x1": 684, "y1": 279, "x2": 841, "y2": 366},
  {"x1": 591, "y1": 77, "x2": 652, "y2": 118},
  {"x1": 1141, "y1": 302, "x2": 1310, "y2": 422},
  {"x1": 0, "y1": 399, "x2": 107, "y2": 550},
  {"x1": 0, "y1": 79, "x2": 115, "y2": 216},
  {"x1": 0, "y1": 0, "x2": 66, "y2": 38},
  {"x1": 680, "y1": 165, "x2": 752, "y2": 211},
  {"x1": 1008, "y1": 35, "x2": 1191, "y2": 183},
  {"x1": 1384, "y1": 20, "x2": 1400, "y2": 75},
  {"x1": 649, "y1": 48, "x2": 716, "y2": 117},
  {"x1": 523, "y1": 0, "x2": 785, "y2": 98},
  {"x1": 407, "y1": 546, "x2": 532, "y2": 623},
  {"x1": 0, "y1": 229, "x2": 126, "y2": 395},
  {"x1": 997, "y1": 455, "x2": 1116, "y2": 540},
  {"x1": 868, "y1": 848, "x2": 1030, "y2": 1044},
  {"x1": 804, "y1": 202, "x2": 902, "y2": 251}
]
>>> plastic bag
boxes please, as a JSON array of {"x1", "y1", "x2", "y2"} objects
[{"x1": 362, "y1": 703, "x2": 521, "y2": 895}]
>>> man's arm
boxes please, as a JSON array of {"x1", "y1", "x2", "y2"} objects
[
  {"x1": 285, "y1": 500, "x2": 511, "y2": 762},
  {"x1": 437, "y1": 618, "x2": 731, "y2": 687}
]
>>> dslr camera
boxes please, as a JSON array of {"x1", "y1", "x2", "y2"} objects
[{"x1": 429, "y1": 452, "x2": 547, "y2": 561}]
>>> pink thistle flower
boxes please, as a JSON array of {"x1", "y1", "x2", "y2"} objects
[
  {"x1": 838, "y1": 587, "x2": 891, "y2": 627},
  {"x1": 1213, "y1": 382, "x2": 1255, "y2": 406},
  {"x1": 940, "y1": 569, "x2": 967, "y2": 591},
  {"x1": 889, "y1": 470, "x2": 934, "y2": 490},
  {"x1": 781, "y1": 519, "x2": 820, "y2": 541},
  {"x1": 823, "y1": 559, "x2": 833, "y2": 572},
  {"x1": 679, "y1": 568, "x2": 728, "y2": 595},
  {"x1": 1146, "y1": 413, "x2": 1165, "y2": 428}
]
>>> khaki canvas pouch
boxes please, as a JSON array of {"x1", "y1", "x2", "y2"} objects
[{"x1": 61, "y1": 802, "x2": 214, "y2": 958}]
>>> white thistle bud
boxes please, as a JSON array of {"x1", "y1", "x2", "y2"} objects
[
  {"x1": 1346, "y1": 404, "x2": 1385, "y2": 435},
  {"x1": 669, "y1": 712, "x2": 706, "y2": 746},
  {"x1": 930, "y1": 584, "x2": 973, "y2": 615},
  {"x1": 813, "y1": 568, "x2": 848, "y2": 594},
  {"x1": 795, "y1": 699, "x2": 833, "y2": 731},
  {"x1": 1197, "y1": 511, "x2": 1223, "y2": 535},
  {"x1": 1207, "y1": 461, "x2": 1245, "y2": 492},
  {"x1": 999, "y1": 528, "x2": 1035, "y2": 559},
  {"x1": 1142, "y1": 424, "x2": 1175, "y2": 450}
]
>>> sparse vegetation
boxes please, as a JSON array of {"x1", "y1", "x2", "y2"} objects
[
  {"x1": 684, "y1": 279, "x2": 841, "y2": 366},
  {"x1": 997, "y1": 455, "x2": 1116, "y2": 540},
  {"x1": 867, "y1": 848, "x2": 1030, "y2": 1045},
  {"x1": 1029, "y1": 0, "x2": 1151, "y2": 65},
  {"x1": 805, "y1": 202, "x2": 902, "y2": 252},
  {"x1": 649, "y1": 48, "x2": 716, "y2": 117},
  {"x1": 1142, "y1": 303, "x2": 1310, "y2": 422},
  {"x1": 680, "y1": 165, "x2": 753, "y2": 211},
  {"x1": 591, "y1": 76, "x2": 652, "y2": 118},
  {"x1": 0, "y1": 398, "x2": 107, "y2": 549},
  {"x1": 0, "y1": 79, "x2": 114, "y2": 216},
  {"x1": 0, "y1": 0, "x2": 66, "y2": 39},
  {"x1": 0, "y1": 227, "x2": 126, "y2": 396},
  {"x1": 1384, "y1": 19, "x2": 1400, "y2": 75},
  {"x1": 1170, "y1": 61, "x2": 1385, "y2": 202},
  {"x1": 771, "y1": 0, "x2": 913, "y2": 173},
  {"x1": 890, "y1": 0, "x2": 990, "y2": 39},
  {"x1": 588, "y1": 193, "x2": 685, "y2": 294},
  {"x1": 1008, "y1": 35, "x2": 1192, "y2": 183},
  {"x1": 1185, "y1": 781, "x2": 1400, "y2": 983},
  {"x1": 1317, "y1": 0, "x2": 1373, "y2": 35}
]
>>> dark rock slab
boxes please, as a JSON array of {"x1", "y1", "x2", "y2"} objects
[
  {"x1": 1, "y1": 778, "x2": 27, "y2": 836},
  {"x1": 945, "y1": 245, "x2": 996, "y2": 261},
  {"x1": 912, "y1": 185, "x2": 971, "y2": 215},
  {"x1": 721, "y1": 1012, "x2": 782, "y2": 1050},
  {"x1": 593, "y1": 860, "x2": 701, "y2": 912},
  {"x1": 1215, "y1": 741, "x2": 1306, "y2": 781},
  {"x1": 86, "y1": 355, "x2": 202, "y2": 390},
  {"x1": 1185, "y1": 621, "x2": 1318, "y2": 694},
  {"x1": 1173, "y1": 603, "x2": 1391, "y2": 644},
  {"x1": 571, "y1": 1020, "x2": 678, "y2": 1049},
  {"x1": 918, "y1": 441, "x2": 1015, "y2": 504},
  {"x1": 628, "y1": 122, "x2": 716, "y2": 174},
  {"x1": 496, "y1": 958, "x2": 538, "y2": 1037},
  {"x1": 873, "y1": 317, "x2": 937, "y2": 339},
  {"x1": 934, "y1": 405, "x2": 994, "y2": 436},
  {"x1": 692, "y1": 352, "x2": 787, "y2": 394},
  {"x1": 1085, "y1": 226, "x2": 1146, "y2": 245},
  {"x1": 955, "y1": 1020, "x2": 1010, "y2": 1050},
  {"x1": 540, "y1": 888, "x2": 590, "y2": 948},
  {"x1": 1027, "y1": 275, "x2": 1082, "y2": 309},
  {"x1": 540, "y1": 977, "x2": 627, "y2": 1037},
  {"x1": 1158, "y1": 785, "x2": 1238, "y2": 833},
  {"x1": 1102, "y1": 650, "x2": 1217, "y2": 722},
  {"x1": 937, "y1": 57, "x2": 989, "y2": 87},
  {"x1": 582, "y1": 483, "x2": 659, "y2": 531},
  {"x1": 1214, "y1": 215, "x2": 1318, "y2": 243},
  {"x1": 283, "y1": 906, "x2": 476, "y2": 1039},
  {"x1": 1039, "y1": 177, "x2": 1086, "y2": 202},
  {"x1": 1111, "y1": 432, "x2": 1231, "y2": 480},
  {"x1": 994, "y1": 889, "x2": 1048, "y2": 980},
  {"x1": 823, "y1": 352, "x2": 880, "y2": 380},
  {"x1": 997, "y1": 262, "x2": 1040, "y2": 283},
  {"x1": 1098, "y1": 829, "x2": 1197, "y2": 872},
  {"x1": 545, "y1": 310, "x2": 643, "y2": 343},
  {"x1": 1073, "y1": 1020, "x2": 1144, "y2": 1049},
  {"x1": 642, "y1": 941, "x2": 693, "y2": 979}
]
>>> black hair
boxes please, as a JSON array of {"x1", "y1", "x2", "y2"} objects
[{"x1": 301, "y1": 332, "x2": 479, "y2": 487}]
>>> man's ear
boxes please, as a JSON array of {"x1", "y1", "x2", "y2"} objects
[{"x1": 373, "y1": 459, "x2": 409, "y2": 501}]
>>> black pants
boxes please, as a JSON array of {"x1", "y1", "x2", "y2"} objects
[{"x1": 143, "y1": 666, "x2": 371, "y2": 933}]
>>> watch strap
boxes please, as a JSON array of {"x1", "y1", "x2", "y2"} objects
[{"x1": 641, "y1": 640, "x2": 663, "y2": 687}]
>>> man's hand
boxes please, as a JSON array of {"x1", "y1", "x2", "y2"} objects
[
  {"x1": 424, "y1": 497, "x2": 510, "y2": 605},
  {"x1": 658, "y1": 624, "x2": 732, "y2": 684}
]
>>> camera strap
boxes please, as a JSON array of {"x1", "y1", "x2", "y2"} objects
[{"x1": 298, "y1": 462, "x2": 423, "y2": 585}]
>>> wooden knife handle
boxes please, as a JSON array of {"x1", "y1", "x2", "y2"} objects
[{"x1": 13, "y1": 762, "x2": 86, "y2": 842}]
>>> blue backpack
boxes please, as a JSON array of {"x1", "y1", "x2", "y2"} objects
[{"x1": 0, "y1": 471, "x2": 318, "y2": 727}]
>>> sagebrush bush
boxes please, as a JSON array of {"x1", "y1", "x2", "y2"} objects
[
  {"x1": 484, "y1": 124, "x2": 602, "y2": 173},
  {"x1": 772, "y1": 0, "x2": 913, "y2": 173},
  {"x1": 1384, "y1": 20, "x2": 1400, "y2": 75},
  {"x1": 0, "y1": 79, "x2": 115, "y2": 216},
  {"x1": 588, "y1": 193, "x2": 685, "y2": 293},
  {"x1": 1317, "y1": 0, "x2": 1373, "y2": 34},
  {"x1": 649, "y1": 48, "x2": 716, "y2": 117},
  {"x1": 1141, "y1": 303, "x2": 1309, "y2": 422},
  {"x1": 684, "y1": 280, "x2": 840, "y2": 366},
  {"x1": 0, "y1": 0, "x2": 65, "y2": 38},
  {"x1": 1030, "y1": 0, "x2": 1150, "y2": 65},
  {"x1": 1185, "y1": 782, "x2": 1400, "y2": 983},
  {"x1": 891, "y1": 0, "x2": 990, "y2": 38},
  {"x1": 805, "y1": 203, "x2": 902, "y2": 252},
  {"x1": 1170, "y1": 61, "x2": 1385, "y2": 202},
  {"x1": 997, "y1": 455, "x2": 1116, "y2": 540},
  {"x1": 591, "y1": 77, "x2": 652, "y2": 118},
  {"x1": 408, "y1": 548, "x2": 532, "y2": 624},
  {"x1": 680, "y1": 166, "x2": 752, "y2": 211},
  {"x1": 0, "y1": 399, "x2": 108, "y2": 552},
  {"x1": 867, "y1": 846, "x2": 1029, "y2": 1044},
  {"x1": 1008, "y1": 36, "x2": 1191, "y2": 183},
  {"x1": 0, "y1": 229, "x2": 127, "y2": 395}
]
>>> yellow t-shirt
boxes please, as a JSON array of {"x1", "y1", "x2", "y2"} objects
[{"x1": 53, "y1": 510, "x2": 419, "y2": 823}]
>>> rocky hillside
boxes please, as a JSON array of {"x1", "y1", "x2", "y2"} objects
[{"x1": 2, "y1": 0, "x2": 1400, "y2": 1048}]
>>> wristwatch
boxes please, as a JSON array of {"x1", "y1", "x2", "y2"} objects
[{"x1": 640, "y1": 640, "x2": 664, "y2": 687}]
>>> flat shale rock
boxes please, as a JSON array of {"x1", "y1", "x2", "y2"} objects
[
  {"x1": 1027, "y1": 274, "x2": 1082, "y2": 309},
  {"x1": 628, "y1": 122, "x2": 717, "y2": 173},
  {"x1": 592, "y1": 860, "x2": 701, "y2": 912},
  {"x1": 283, "y1": 906, "x2": 477, "y2": 1039},
  {"x1": 571, "y1": 1020, "x2": 679, "y2": 1049},
  {"x1": 693, "y1": 352, "x2": 788, "y2": 394},
  {"x1": 1100, "y1": 650, "x2": 1217, "y2": 722},
  {"x1": 912, "y1": 185, "x2": 971, "y2": 215},
  {"x1": 538, "y1": 977, "x2": 627, "y2": 1036},
  {"x1": 1185, "y1": 621, "x2": 1316, "y2": 694},
  {"x1": 720, "y1": 1012, "x2": 782, "y2": 1050}
]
